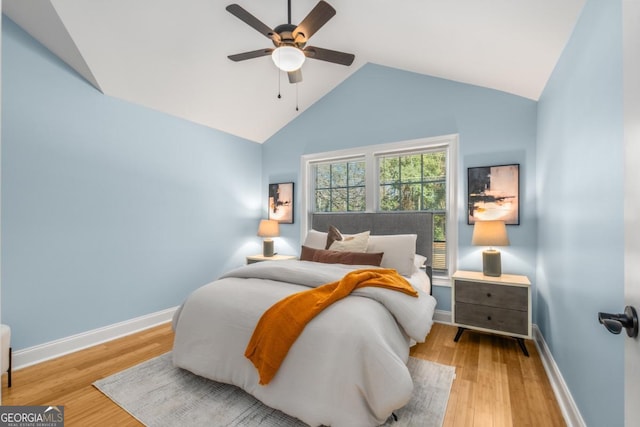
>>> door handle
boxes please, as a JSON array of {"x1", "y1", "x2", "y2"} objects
[{"x1": 598, "y1": 306, "x2": 638, "y2": 338}]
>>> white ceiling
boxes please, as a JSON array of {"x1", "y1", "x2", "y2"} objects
[{"x1": 3, "y1": 0, "x2": 585, "y2": 143}]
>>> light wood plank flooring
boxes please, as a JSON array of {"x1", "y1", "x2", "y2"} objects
[
  {"x1": 411, "y1": 324, "x2": 565, "y2": 426},
  {"x1": 2, "y1": 322, "x2": 565, "y2": 426}
]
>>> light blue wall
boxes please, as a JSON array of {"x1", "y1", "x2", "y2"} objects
[
  {"x1": 536, "y1": 1, "x2": 624, "y2": 426},
  {"x1": 1, "y1": 16, "x2": 263, "y2": 349},
  {"x1": 262, "y1": 64, "x2": 538, "y2": 312}
]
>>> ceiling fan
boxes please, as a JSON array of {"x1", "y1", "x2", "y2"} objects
[{"x1": 226, "y1": 0, "x2": 355, "y2": 84}]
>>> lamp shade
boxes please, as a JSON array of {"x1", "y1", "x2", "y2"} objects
[
  {"x1": 271, "y1": 46, "x2": 306, "y2": 72},
  {"x1": 472, "y1": 220, "x2": 510, "y2": 247},
  {"x1": 257, "y1": 219, "x2": 280, "y2": 238}
]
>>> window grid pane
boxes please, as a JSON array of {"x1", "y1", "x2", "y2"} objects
[
  {"x1": 331, "y1": 188, "x2": 347, "y2": 212},
  {"x1": 316, "y1": 164, "x2": 331, "y2": 189},
  {"x1": 348, "y1": 187, "x2": 366, "y2": 211},
  {"x1": 331, "y1": 163, "x2": 347, "y2": 188},
  {"x1": 422, "y1": 182, "x2": 447, "y2": 210},
  {"x1": 315, "y1": 189, "x2": 331, "y2": 212},
  {"x1": 348, "y1": 161, "x2": 366, "y2": 186},
  {"x1": 379, "y1": 184, "x2": 400, "y2": 211},
  {"x1": 400, "y1": 155, "x2": 422, "y2": 182},
  {"x1": 379, "y1": 157, "x2": 399, "y2": 184}
]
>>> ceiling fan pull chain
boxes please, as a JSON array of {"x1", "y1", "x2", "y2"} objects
[
  {"x1": 296, "y1": 83, "x2": 299, "y2": 111},
  {"x1": 277, "y1": 68, "x2": 282, "y2": 99}
]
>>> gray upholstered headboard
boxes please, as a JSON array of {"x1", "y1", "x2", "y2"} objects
[{"x1": 310, "y1": 212, "x2": 433, "y2": 268}]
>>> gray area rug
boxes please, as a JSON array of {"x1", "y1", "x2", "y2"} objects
[{"x1": 94, "y1": 353, "x2": 455, "y2": 427}]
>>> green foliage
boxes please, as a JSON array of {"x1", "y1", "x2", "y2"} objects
[
  {"x1": 433, "y1": 213, "x2": 446, "y2": 242},
  {"x1": 314, "y1": 160, "x2": 366, "y2": 212},
  {"x1": 379, "y1": 152, "x2": 446, "y2": 212}
]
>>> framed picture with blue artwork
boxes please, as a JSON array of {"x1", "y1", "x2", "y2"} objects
[
  {"x1": 269, "y1": 182, "x2": 294, "y2": 224},
  {"x1": 467, "y1": 164, "x2": 520, "y2": 225}
]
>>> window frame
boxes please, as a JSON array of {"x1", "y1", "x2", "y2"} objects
[{"x1": 300, "y1": 134, "x2": 458, "y2": 285}]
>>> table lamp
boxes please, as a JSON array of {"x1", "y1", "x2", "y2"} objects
[
  {"x1": 472, "y1": 220, "x2": 510, "y2": 277},
  {"x1": 257, "y1": 219, "x2": 280, "y2": 257}
]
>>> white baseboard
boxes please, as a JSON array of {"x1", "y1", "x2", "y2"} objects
[
  {"x1": 433, "y1": 309, "x2": 452, "y2": 324},
  {"x1": 533, "y1": 325, "x2": 586, "y2": 427},
  {"x1": 13, "y1": 306, "x2": 178, "y2": 370}
]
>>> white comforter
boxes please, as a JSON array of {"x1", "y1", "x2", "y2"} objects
[{"x1": 172, "y1": 260, "x2": 437, "y2": 427}]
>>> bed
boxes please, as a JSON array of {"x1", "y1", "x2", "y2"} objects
[{"x1": 172, "y1": 212, "x2": 437, "y2": 426}]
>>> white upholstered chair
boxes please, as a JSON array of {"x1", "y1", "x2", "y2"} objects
[{"x1": 1, "y1": 324, "x2": 11, "y2": 387}]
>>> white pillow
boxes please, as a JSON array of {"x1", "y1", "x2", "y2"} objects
[
  {"x1": 303, "y1": 230, "x2": 327, "y2": 250},
  {"x1": 413, "y1": 254, "x2": 428, "y2": 272},
  {"x1": 366, "y1": 234, "x2": 417, "y2": 277},
  {"x1": 328, "y1": 231, "x2": 370, "y2": 253}
]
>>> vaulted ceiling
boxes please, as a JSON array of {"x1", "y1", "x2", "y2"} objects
[{"x1": 3, "y1": 0, "x2": 585, "y2": 143}]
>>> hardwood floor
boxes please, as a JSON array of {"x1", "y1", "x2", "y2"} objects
[
  {"x1": 411, "y1": 323, "x2": 566, "y2": 426},
  {"x1": 2, "y1": 322, "x2": 565, "y2": 426},
  {"x1": 2, "y1": 323, "x2": 174, "y2": 426}
]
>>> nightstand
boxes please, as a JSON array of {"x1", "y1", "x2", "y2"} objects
[
  {"x1": 246, "y1": 254, "x2": 297, "y2": 264},
  {"x1": 452, "y1": 270, "x2": 532, "y2": 356}
]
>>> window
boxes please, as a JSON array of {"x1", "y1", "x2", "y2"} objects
[
  {"x1": 377, "y1": 151, "x2": 448, "y2": 271},
  {"x1": 314, "y1": 159, "x2": 366, "y2": 212},
  {"x1": 301, "y1": 135, "x2": 458, "y2": 280}
]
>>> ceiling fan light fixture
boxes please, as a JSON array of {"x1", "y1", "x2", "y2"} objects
[{"x1": 272, "y1": 46, "x2": 306, "y2": 72}]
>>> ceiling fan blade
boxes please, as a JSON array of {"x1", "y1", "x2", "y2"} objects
[
  {"x1": 228, "y1": 48, "x2": 274, "y2": 62},
  {"x1": 304, "y1": 46, "x2": 355, "y2": 66},
  {"x1": 288, "y1": 69, "x2": 303, "y2": 84},
  {"x1": 226, "y1": 4, "x2": 281, "y2": 43},
  {"x1": 293, "y1": 1, "x2": 336, "y2": 42}
]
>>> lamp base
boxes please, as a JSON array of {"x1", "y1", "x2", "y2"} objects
[
  {"x1": 482, "y1": 249, "x2": 502, "y2": 277},
  {"x1": 263, "y1": 239, "x2": 274, "y2": 257}
]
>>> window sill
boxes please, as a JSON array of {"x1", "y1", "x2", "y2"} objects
[{"x1": 432, "y1": 274, "x2": 452, "y2": 288}]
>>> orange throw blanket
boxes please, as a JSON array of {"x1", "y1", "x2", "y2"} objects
[{"x1": 245, "y1": 268, "x2": 418, "y2": 385}]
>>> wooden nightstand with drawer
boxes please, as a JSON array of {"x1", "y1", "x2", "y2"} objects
[{"x1": 452, "y1": 270, "x2": 532, "y2": 356}]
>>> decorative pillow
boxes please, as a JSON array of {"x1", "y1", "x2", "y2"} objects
[
  {"x1": 366, "y1": 234, "x2": 417, "y2": 277},
  {"x1": 300, "y1": 246, "x2": 384, "y2": 266},
  {"x1": 325, "y1": 225, "x2": 343, "y2": 249},
  {"x1": 303, "y1": 230, "x2": 328, "y2": 250},
  {"x1": 328, "y1": 230, "x2": 370, "y2": 253}
]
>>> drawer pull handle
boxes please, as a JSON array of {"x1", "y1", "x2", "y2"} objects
[
  {"x1": 487, "y1": 316, "x2": 492, "y2": 321},
  {"x1": 486, "y1": 293, "x2": 492, "y2": 297}
]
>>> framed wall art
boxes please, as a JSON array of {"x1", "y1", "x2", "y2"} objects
[
  {"x1": 269, "y1": 182, "x2": 294, "y2": 224},
  {"x1": 467, "y1": 164, "x2": 520, "y2": 225}
]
